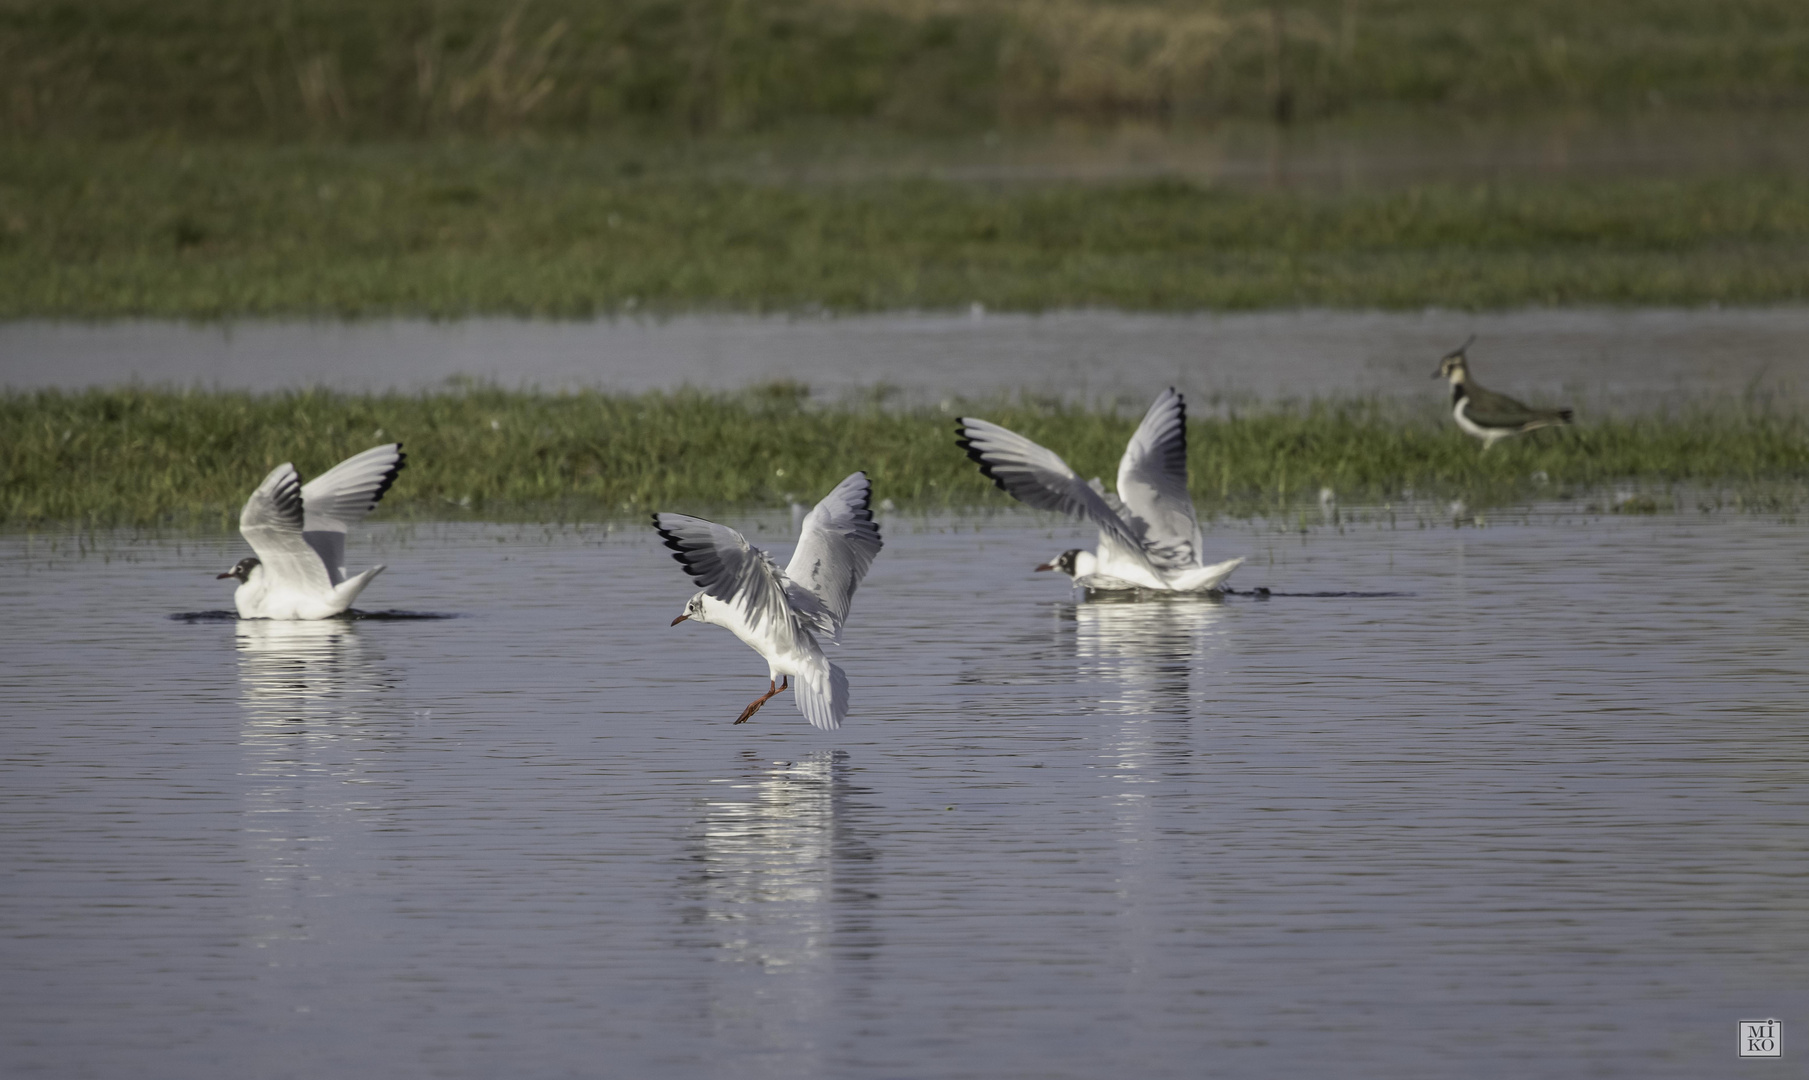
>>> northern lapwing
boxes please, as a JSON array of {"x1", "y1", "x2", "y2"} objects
[{"x1": 1433, "y1": 338, "x2": 1574, "y2": 450}]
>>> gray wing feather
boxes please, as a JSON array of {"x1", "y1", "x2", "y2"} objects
[
  {"x1": 784, "y1": 471, "x2": 883, "y2": 640},
  {"x1": 240, "y1": 464, "x2": 333, "y2": 594},
  {"x1": 1115, "y1": 388, "x2": 1203, "y2": 570},
  {"x1": 301, "y1": 443, "x2": 406, "y2": 585},
  {"x1": 793, "y1": 659, "x2": 849, "y2": 730},
  {"x1": 956, "y1": 417, "x2": 1157, "y2": 573},
  {"x1": 653, "y1": 513, "x2": 799, "y2": 649}
]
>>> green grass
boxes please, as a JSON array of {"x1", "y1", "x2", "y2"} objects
[
  {"x1": 3, "y1": 0, "x2": 1806, "y2": 138},
  {"x1": 5, "y1": 142, "x2": 1809, "y2": 316},
  {"x1": 4, "y1": 386, "x2": 1804, "y2": 527}
]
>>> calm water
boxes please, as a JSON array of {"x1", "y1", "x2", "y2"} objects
[
  {"x1": 2, "y1": 509, "x2": 1805, "y2": 1078},
  {"x1": 5, "y1": 307, "x2": 1809, "y2": 412}
]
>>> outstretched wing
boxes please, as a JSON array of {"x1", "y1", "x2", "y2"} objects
[
  {"x1": 955, "y1": 417, "x2": 1158, "y2": 575},
  {"x1": 784, "y1": 472, "x2": 883, "y2": 640},
  {"x1": 1115, "y1": 388, "x2": 1203, "y2": 571},
  {"x1": 240, "y1": 463, "x2": 332, "y2": 595},
  {"x1": 653, "y1": 513, "x2": 801, "y2": 651},
  {"x1": 301, "y1": 443, "x2": 407, "y2": 585}
]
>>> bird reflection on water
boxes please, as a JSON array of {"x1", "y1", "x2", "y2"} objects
[
  {"x1": 676, "y1": 751, "x2": 878, "y2": 1046},
  {"x1": 235, "y1": 618, "x2": 393, "y2": 726},
  {"x1": 233, "y1": 619, "x2": 401, "y2": 956},
  {"x1": 1066, "y1": 594, "x2": 1230, "y2": 718}
]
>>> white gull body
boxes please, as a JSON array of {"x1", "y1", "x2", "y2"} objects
[
  {"x1": 655, "y1": 471, "x2": 883, "y2": 730},
  {"x1": 219, "y1": 443, "x2": 406, "y2": 620},
  {"x1": 957, "y1": 388, "x2": 1242, "y2": 593}
]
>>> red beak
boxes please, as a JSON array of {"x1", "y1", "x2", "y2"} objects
[
  {"x1": 216, "y1": 572, "x2": 235, "y2": 579},
  {"x1": 1034, "y1": 562, "x2": 1056, "y2": 572},
  {"x1": 671, "y1": 614, "x2": 690, "y2": 626}
]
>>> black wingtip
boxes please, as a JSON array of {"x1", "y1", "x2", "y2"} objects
[
  {"x1": 954, "y1": 421, "x2": 1015, "y2": 496},
  {"x1": 848, "y1": 471, "x2": 875, "y2": 521},
  {"x1": 370, "y1": 444, "x2": 407, "y2": 507},
  {"x1": 651, "y1": 517, "x2": 705, "y2": 579},
  {"x1": 1170, "y1": 388, "x2": 1187, "y2": 459},
  {"x1": 273, "y1": 469, "x2": 304, "y2": 523}
]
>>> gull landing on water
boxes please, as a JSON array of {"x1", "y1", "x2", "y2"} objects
[
  {"x1": 655, "y1": 471, "x2": 883, "y2": 730},
  {"x1": 957, "y1": 388, "x2": 1243, "y2": 593},
  {"x1": 1434, "y1": 337, "x2": 1574, "y2": 449},
  {"x1": 219, "y1": 444, "x2": 406, "y2": 620}
]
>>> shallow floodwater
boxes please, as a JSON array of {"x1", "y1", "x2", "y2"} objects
[
  {"x1": 5, "y1": 307, "x2": 1809, "y2": 413},
  {"x1": 2, "y1": 510, "x2": 1805, "y2": 1078}
]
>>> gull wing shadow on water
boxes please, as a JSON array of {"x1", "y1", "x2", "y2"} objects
[{"x1": 672, "y1": 750, "x2": 880, "y2": 1043}]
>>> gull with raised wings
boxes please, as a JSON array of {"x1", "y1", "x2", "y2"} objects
[
  {"x1": 655, "y1": 471, "x2": 883, "y2": 730},
  {"x1": 957, "y1": 388, "x2": 1242, "y2": 593},
  {"x1": 218, "y1": 443, "x2": 407, "y2": 619}
]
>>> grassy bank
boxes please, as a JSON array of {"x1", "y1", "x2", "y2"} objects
[
  {"x1": 3, "y1": 0, "x2": 1805, "y2": 138},
  {"x1": 5, "y1": 142, "x2": 1809, "y2": 317},
  {"x1": 4, "y1": 387, "x2": 1804, "y2": 527}
]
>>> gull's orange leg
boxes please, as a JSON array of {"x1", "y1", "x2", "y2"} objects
[{"x1": 733, "y1": 676, "x2": 790, "y2": 724}]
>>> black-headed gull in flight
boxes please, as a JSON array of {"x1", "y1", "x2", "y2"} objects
[
  {"x1": 956, "y1": 388, "x2": 1242, "y2": 593},
  {"x1": 219, "y1": 443, "x2": 407, "y2": 619},
  {"x1": 654, "y1": 471, "x2": 883, "y2": 729}
]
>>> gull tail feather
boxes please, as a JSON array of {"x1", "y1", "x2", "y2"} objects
[
  {"x1": 330, "y1": 565, "x2": 385, "y2": 611},
  {"x1": 1169, "y1": 556, "x2": 1244, "y2": 592},
  {"x1": 793, "y1": 660, "x2": 848, "y2": 731}
]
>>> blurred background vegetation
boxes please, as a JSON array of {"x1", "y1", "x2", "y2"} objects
[
  {"x1": 3, "y1": 0, "x2": 1805, "y2": 140},
  {"x1": 4, "y1": 0, "x2": 1808, "y2": 318},
  {"x1": 3, "y1": 3, "x2": 1807, "y2": 513}
]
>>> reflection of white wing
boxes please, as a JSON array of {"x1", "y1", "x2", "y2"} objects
[
  {"x1": 785, "y1": 472, "x2": 882, "y2": 641},
  {"x1": 653, "y1": 513, "x2": 803, "y2": 653},
  {"x1": 1116, "y1": 388, "x2": 1203, "y2": 571},
  {"x1": 301, "y1": 444, "x2": 406, "y2": 585},
  {"x1": 241, "y1": 464, "x2": 332, "y2": 595},
  {"x1": 691, "y1": 752, "x2": 849, "y2": 970},
  {"x1": 1075, "y1": 597, "x2": 1227, "y2": 715},
  {"x1": 956, "y1": 417, "x2": 1159, "y2": 576}
]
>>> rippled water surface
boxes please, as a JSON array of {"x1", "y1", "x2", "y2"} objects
[{"x1": 3, "y1": 511, "x2": 1806, "y2": 1079}]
